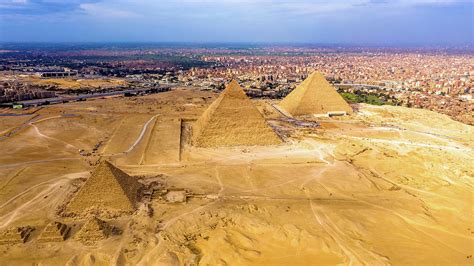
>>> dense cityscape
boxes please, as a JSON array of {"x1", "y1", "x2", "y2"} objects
[{"x1": 0, "y1": 44, "x2": 472, "y2": 124}]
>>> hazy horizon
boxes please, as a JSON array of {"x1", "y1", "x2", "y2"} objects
[{"x1": 0, "y1": 41, "x2": 473, "y2": 46}]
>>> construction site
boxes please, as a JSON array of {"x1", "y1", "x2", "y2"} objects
[{"x1": 0, "y1": 73, "x2": 473, "y2": 265}]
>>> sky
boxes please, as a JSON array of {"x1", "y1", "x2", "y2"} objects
[{"x1": 0, "y1": 0, "x2": 472, "y2": 45}]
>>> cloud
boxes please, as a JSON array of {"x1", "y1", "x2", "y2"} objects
[
  {"x1": 0, "y1": 0, "x2": 99, "y2": 15},
  {"x1": 0, "y1": 0, "x2": 467, "y2": 17},
  {"x1": 0, "y1": 0, "x2": 471, "y2": 44},
  {"x1": 136, "y1": 0, "x2": 470, "y2": 18},
  {"x1": 79, "y1": 2, "x2": 139, "y2": 18}
]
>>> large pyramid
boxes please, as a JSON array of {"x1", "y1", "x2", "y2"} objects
[
  {"x1": 192, "y1": 80, "x2": 282, "y2": 147},
  {"x1": 279, "y1": 72, "x2": 353, "y2": 116},
  {"x1": 66, "y1": 161, "x2": 140, "y2": 214}
]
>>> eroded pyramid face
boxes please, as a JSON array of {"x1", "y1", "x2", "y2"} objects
[
  {"x1": 37, "y1": 222, "x2": 70, "y2": 242},
  {"x1": 75, "y1": 217, "x2": 112, "y2": 244},
  {"x1": 65, "y1": 161, "x2": 140, "y2": 215},
  {"x1": 279, "y1": 72, "x2": 353, "y2": 116},
  {"x1": 192, "y1": 80, "x2": 282, "y2": 147}
]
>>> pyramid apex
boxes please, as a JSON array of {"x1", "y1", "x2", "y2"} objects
[
  {"x1": 222, "y1": 80, "x2": 247, "y2": 99},
  {"x1": 278, "y1": 70, "x2": 352, "y2": 116},
  {"x1": 308, "y1": 71, "x2": 325, "y2": 79},
  {"x1": 88, "y1": 216, "x2": 105, "y2": 226},
  {"x1": 192, "y1": 79, "x2": 282, "y2": 147},
  {"x1": 101, "y1": 160, "x2": 117, "y2": 169},
  {"x1": 65, "y1": 160, "x2": 141, "y2": 216},
  {"x1": 75, "y1": 217, "x2": 113, "y2": 245},
  {"x1": 99, "y1": 159, "x2": 112, "y2": 165},
  {"x1": 37, "y1": 221, "x2": 70, "y2": 242}
]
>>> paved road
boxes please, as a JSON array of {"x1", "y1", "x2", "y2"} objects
[{"x1": 1, "y1": 86, "x2": 171, "y2": 107}]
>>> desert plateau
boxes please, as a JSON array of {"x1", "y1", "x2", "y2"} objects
[{"x1": 0, "y1": 78, "x2": 472, "y2": 265}]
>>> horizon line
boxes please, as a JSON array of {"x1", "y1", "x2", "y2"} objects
[{"x1": 0, "y1": 41, "x2": 473, "y2": 48}]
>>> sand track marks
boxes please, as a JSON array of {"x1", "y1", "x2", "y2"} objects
[{"x1": 0, "y1": 172, "x2": 84, "y2": 229}]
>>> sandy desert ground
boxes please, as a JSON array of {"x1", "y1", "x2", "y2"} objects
[{"x1": 0, "y1": 88, "x2": 472, "y2": 265}]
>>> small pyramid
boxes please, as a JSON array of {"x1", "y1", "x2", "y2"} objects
[
  {"x1": 279, "y1": 72, "x2": 353, "y2": 116},
  {"x1": 0, "y1": 226, "x2": 34, "y2": 245},
  {"x1": 75, "y1": 217, "x2": 112, "y2": 245},
  {"x1": 192, "y1": 80, "x2": 282, "y2": 147},
  {"x1": 66, "y1": 161, "x2": 140, "y2": 215},
  {"x1": 37, "y1": 222, "x2": 70, "y2": 242}
]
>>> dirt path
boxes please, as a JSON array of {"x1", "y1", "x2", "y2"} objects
[
  {"x1": 0, "y1": 172, "x2": 86, "y2": 229},
  {"x1": 0, "y1": 113, "x2": 77, "y2": 142},
  {"x1": 0, "y1": 158, "x2": 81, "y2": 169},
  {"x1": 31, "y1": 124, "x2": 79, "y2": 151},
  {"x1": 0, "y1": 114, "x2": 40, "y2": 141},
  {"x1": 0, "y1": 167, "x2": 27, "y2": 192},
  {"x1": 125, "y1": 115, "x2": 159, "y2": 154}
]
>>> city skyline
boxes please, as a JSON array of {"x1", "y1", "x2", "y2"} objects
[{"x1": 0, "y1": 0, "x2": 473, "y2": 45}]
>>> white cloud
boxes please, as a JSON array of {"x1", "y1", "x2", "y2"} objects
[
  {"x1": 0, "y1": 0, "x2": 27, "y2": 4},
  {"x1": 106, "y1": 0, "x2": 468, "y2": 16},
  {"x1": 0, "y1": 0, "x2": 467, "y2": 18},
  {"x1": 79, "y1": 2, "x2": 139, "y2": 18}
]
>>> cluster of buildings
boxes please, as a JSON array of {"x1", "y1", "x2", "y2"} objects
[
  {"x1": 0, "y1": 81, "x2": 56, "y2": 103},
  {"x1": 0, "y1": 46, "x2": 472, "y2": 124},
  {"x1": 193, "y1": 53, "x2": 472, "y2": 96},
  {"x1": 177, "y1": 51, "x2": 473, "y2": 124}
]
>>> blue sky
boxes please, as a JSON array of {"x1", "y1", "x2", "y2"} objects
[{"x1": 0, "y1": 0, "x2": 472, "y2": 44}]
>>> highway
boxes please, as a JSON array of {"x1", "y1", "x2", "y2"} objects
[{"x1": 0, "y1": 86, "x2": 171, "y2": 107}]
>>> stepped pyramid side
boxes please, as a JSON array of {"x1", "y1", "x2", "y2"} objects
[
  {"x1": 66, "y1": 161, "x2": 141, "y2": 214},
  {"x1": 192, "y1": 80, "x2": 282, "y2": 147},
  {"x1": 279, "y1": 72, "x2": 353, "y2": 116},
  {"x1": 37, "y1": 222, "x2": 70, "y2": 242},
  {"x1": 0, "y1": 226, "x2": 34, "y2": 245},
  {"x1": 75, "y1": 217, "x2": 112, "y2": 245}
]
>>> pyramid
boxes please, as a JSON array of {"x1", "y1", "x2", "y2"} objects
[
  {"x1": 192, "y1": 80, "x2": 282, "y2": 147},
  {"x1": 66, "y1": 161, "x2": 141, "y2": 214},
  {"x1": 0, "y1": 226, "x2": 34, "y2": 245},
  {"x1": 279, "y1": 72, "x2": 353, "y2": 116},
  {"x1": 37, "y1": 222, "x2": 70, "y2": 242},
  {"x1": 75, "y1": 217, "x2": 112, "y2": 245}
]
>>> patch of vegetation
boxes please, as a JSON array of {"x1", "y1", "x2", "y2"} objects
[{"x1": 340, "y1": 92, "x2": 389, "y2": 106}]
